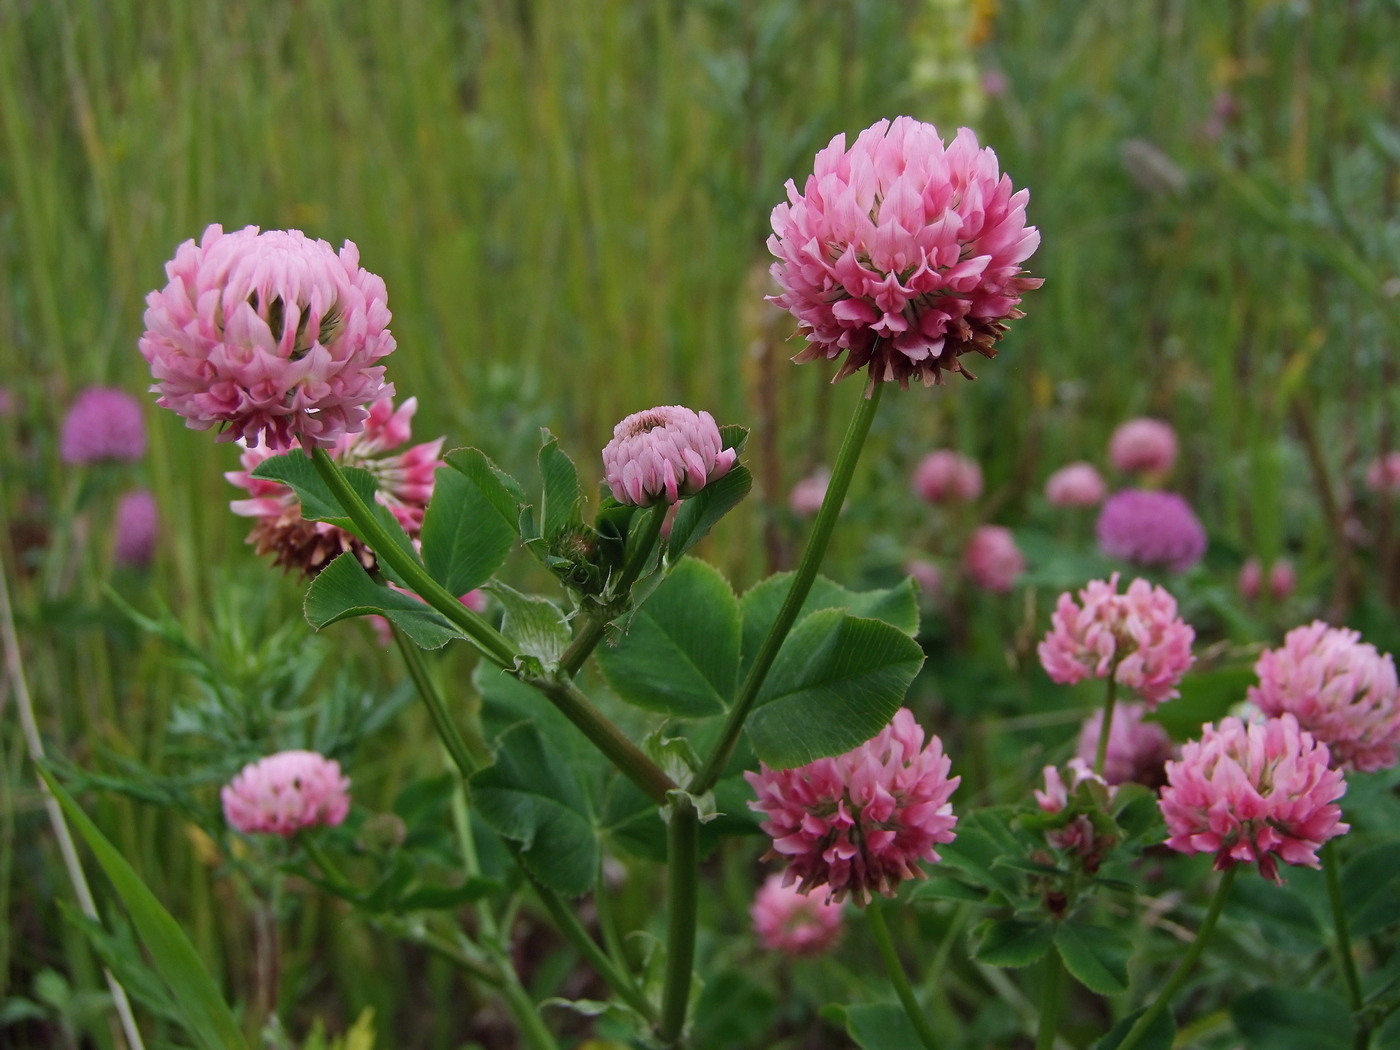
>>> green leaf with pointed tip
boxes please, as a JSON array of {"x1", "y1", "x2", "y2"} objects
[
  {"x1": 484, "y1": 581, "x2": 571, "y2": 670},
  {"x1": 974, "y1": 918, "x2": 1053, "y2": 967},
  {"x1": 251, "y1": 452, "x2": 377, "y2": 529},
  {"x1": 39, "y1": 768, "x2": 249, "y2": 1050},
  {"x1": 1054, "y1": 920, "x2": 1131, "y2": 995},
  {"x1": 304, "y1": 552, "x2": 462, "y2": 649},
  {"x1": 444, "y1": 447, "x2": 529, "y2": 533},
  {"x1": 745, "y1": 610, "x2": 924, "y2": 768},
  {"x1": 595, "y1": 558, "x2": 739, "y2": 718},
  {"x1": 1231, "y1": 986, "x2": 1355, "y2": 1050},
  {"x1": 1093, "y1": 1008, "x2": 1176, "y2": 1050},
  {"x1": 538, "y1": 430, "x2": 582, "y2": 543},
  {"x1": 717, "y1": 424, "x2": 750, "y2": 457},
  {"x1": 843, "y1": 1002, "x2": 924, "y2": 1050},
  {"x1": 470, "y1": 722, "x2": 598, "y2": 897},
  {"x1": 667, "y1": 465, "x2": 753, "y2": 560},
  {"x1": 419, "y1": 465, "x2": 517, "y2": 595}
]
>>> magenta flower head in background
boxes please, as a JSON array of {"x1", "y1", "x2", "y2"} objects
[
  {"x1": 905, "y1": 559, "x2": 943, "y2": 599},
  {"x1": 1108, "y1": 417, "x2": 1178, "y2": 474},
  {"x1": 1365, "y1": 452, "x2": 1400, "y2": 495},
  {"x1": 602, "y1": 405, "x2": 737, "y2": 508},
  {"x1": 1096, "y1": 489, "x2": 1207, "y2": 573},
  {"x1": 60, "y1": 387, "x2": 147, "y2": 464},
  {"x1": 750, "y1": 874, "x2": 845, "y2": 956},
  {"x1": 1044, "y1": 461, "x2": 1106, "y2": 508},
  {"x1": 789, "y1": 468, "x2": 830, "y2": 518},
  {"x1": 140, "y1": 224, "x2": 396, "y2": 450},
  {"x1": 1248, "y1": 622, "x2": 1400, "y2": 773},
  {"x1": 965, "y1": 525, "x2": 1024, "y2": 592},
  {"x1": 221, "y1": 750, "x2": 351, "y2": 837},
  {"x1": 226, "y1": 395, "x2": 443, "y2": 576},
  {"x1": 1038, "y1": 574, "x2": 1196, "y2": 706},
  {"x1": 913, "y1": 450, "x2": 983, "y2": 504},
  {"x1": 767, "y1": 116, "x2": 1041, "y2": 389},
  {"x1": 1158, "y1": 714, "x2": 1347, "y2": 884},
  {"x1": 113, "y1": 489, "x2": 160, "y2": 567},
  {"x1": 746, "y1": 708, "x2": 959, "y2": 904},
  {"x1": 1076, "y1": 701, "x2": 1175, "y2": 787}
]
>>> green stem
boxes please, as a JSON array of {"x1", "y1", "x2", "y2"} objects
[
  {"x1": 1323, "y1": 840, "x2": 1369, "y2": 1049},
  {"x1": 1094, "y1": 669, "x2": 1119, "y2": 777},
  {"x1": 692, "y1": 380, "x2": 884, "y2": 793},
  {"x1": 1116, "y1": 866, "x2": 1238, "y2": 1050},
  {"x1": 372, "y1": 916, "x2": 503, "y2": 987},
  {"x1": 497, "y1": 965, "x2": 561, "y2": 1050},
  {"x1": 297, "y1": 832, "x2": 350, "y2": 892},
  {"x1": 391, "y1": 624, "x2": 488, "y2": 778},
  {"x1": 559, "y1": 614, "x2": 608, "y2": 678},
  {"x1": 868, "y1": 900, "x2": 939, "y2": 1050},
  {"x1": 658, "y1": 798, "x2": 699, "y2": 1046},
  {"x1": 1035, "y1": 946, "x2": 1063, "y2": 1050}
]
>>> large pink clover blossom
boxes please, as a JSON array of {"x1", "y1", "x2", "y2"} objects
[
  {"x1": 1096, "y1": 489, "x2": 1207, "y2": 573},
  {"x1": 745, "y1": 708, "x2": 959, "y2": 904},
  {"x1": 1037, "y1": 573, "x2": 1196, "y2": 706},
  {"x1": 226, "y1": 395, "x2": 443, "y2": 576},
  {"x1": 601, "y1": 405, "x2": 737, "y2": 507},
  {"x1": 1108, "y1": 418, "x2": 1178, "y2": 474},
  {"x1": 221, "y1": 750, "x2": 351, "y2": 837},
  {"x1": 1076, "y1": 701, "x2": 1175, "y2": 787},
  {"x1": 140, "y1": 224, "x2": 396, "y2": 450},
  {"x1": 1248, "y1": 622, "x2": 1400, "y2": 773},
  {"x1": 1158, "y1": 714, "x2": 1348, "y2": 884},
  {"x1": 913, "y1": 450, "x2": 983, "y2": 504},
  {"x1": 767, "y1": 117, "x2": 1041, "y2": 389},
  {"x1": 1045, "y1": 462, "x2": 1107, "y2": 508},
  {"x1": 60, "y1": 387, "x2": 147, "y2": 464},
  {"x1": 965, "y1": 525, "x2": 1025, "y2": 592},
  {"x1": 750, "y1": 874, "x2": 845, "y2": 956}
]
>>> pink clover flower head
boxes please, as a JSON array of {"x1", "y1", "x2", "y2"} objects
[
  {"x1": 221, "y1": 750, "x2": 351, "y2": 837},
  {"x1": 767, "y1": 116, "x2": 1042, "y2": 389},
  {"x1": 140, "y1": 224, "x2": 396, "y2": 451},
  {"x1": 1159, "y1": 714, "x2": 1348, "y2": 883},
  {"x1": 1045, "y1": 462, "x2": 1107, "y2": 508},
  {"x1": 1034, "y1": 759, "x2": 1111, "y2": 855},
  {"x1": 1248, "y1": 622, "x2": 1400, "y2": 773},
  {"x1": 913, "y1": 450, "x2": 983, "y2": 504},
  {"x1": 60, "y1": 387, "x2": 147, "y2": 464},
  {"x1": 1076, "y1": 701, "x2": 1175, "y2": 787},
  {"x1": 1365, "y1": 452, "x2": 1400, "y2": 495},
  {"x1": 601, "y1": 405, "x2": 737, "y2": 508},
  {"x1": 1108, "y1": 418, "x2": 1178, "y2": 474},
  {"x1": 965, "y1": 525, "x2": 1024, "y2": 593},
  {"x1": 114, "y1": 489, "x2": 160, "y2": 567},
  {"x1": 1096, "y1": 489, "x2": 1207, "y2": 573},
  {"x1": 745, "y1": 708, "x2": 959, "y2": 905},
  {"x1": 226, "y1": 395, "x2": 443, "y2": 576},
  {"x1": 750, "y1": 874, "x2": 845, "y2": 956},
  {"x1": 905, "y1": 559, "x2": 943, "y2": 598},
  {"x1": 789, "y1": 469, "x2": 830, "y2": 517},
  {"x1": 1037, "y1": 573, "x2": 1196, "y2": 706}
]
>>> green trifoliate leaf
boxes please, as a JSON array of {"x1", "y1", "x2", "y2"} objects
[
  {"x1": 1053, "y1": 920, "x2": 1131, "y2": 995},
  {"x1": 304, "y1": 552, "x2": 463, "y2": 649},
  {"x1": 484, "y1": 581, "x2": 571, "y2": 672},
  {"x1": 419, "y1": 465, "x2": 518, "y2": 596},
  {"x1": 973, "y1": 917, "x2": 1054, "y2": 968}
]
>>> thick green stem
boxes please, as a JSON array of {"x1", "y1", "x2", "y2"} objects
[
  {"x1": 692, "y1": 381, "x2": 884, "y2": 793},
  {"x1": 391, "y1": 624, "x2": 488, "y2": 778},
  {"x1": 497, "y1": 967, "x2": 561, "y2": 1050},
  {"x1": 1035, "y1": 947, "x2": 1063, "y2": 1050},
  {"x1": 1116, "y1": 866, "x2": 1238, "y2": 1050},
  {"x1": 658, "y1": 798, "x2": 699, "y2": 1046},
  {"x1": 1094, "y1": 669, "x2": 1119, "y2": 777},
  {"x1": 559, "y1": 615, "x2": 608, "y2": 678},
  {"x1": 868, "y1": 900, "x2": 939, "y2": 1050},
  {"x1": 1323, "y1": 840, "x2": 1369, "y2": 1049}
]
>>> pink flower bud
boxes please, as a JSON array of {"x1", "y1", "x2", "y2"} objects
[
  {"x1": 1238, "y1": 558, "x2": 1263, "y2": 602},
  {"x1": 601, "y1": 405, "x2": 737, "y2": 508},
  {"x1": 1268, "y1": 560, "x2": 1296, "y2": 601}
]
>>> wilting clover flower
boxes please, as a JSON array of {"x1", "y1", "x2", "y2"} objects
[
  {"x1": 226, "y1": 396, "x2": 443, "y2": 576},
  {"x1": 60, "y1": 387, "x2": 147, "y2": 464},
  {"x1": 601, "y1": 405, "x2": 737, "y2": 507},
  {"x1": 767, "y1": 116, "x2": 1041, "y2": 388},
  {"x1": 1076, "y1": 701, "x2": 1175, "y2": 787},
  {"x1": 1108, "y1": 417, "x2": 1177, "y2": 474},
  {"x1": 1096, "y1": 489, "x2": 1206, "y2": 573},
  {"x1": 913, "y1": 450, "x2": 983, "y2": 504},
  {"x1": 965, "y1": 525, "x2": 1024, "y2": 592},
  {"x1": 789, "y1": 468, "x2": 830, "y2": 517},
  {"x1": 745, "y1": 708, "x2": 959, "y2": 904},
  {"x1": 750, "y1": 874, "x2": 845, "y2": 956},
  {"x1": 1248, "y1": 622, "x2": 1400, "y2": 773},
  {"x1": 113, "y1": 489, "x2": 159, "y2": 567},
  {"x1": 1034, "y1": 758, "x2": 1112, "y2": 856},
  {"x1": 1365, "y1": 452, "x2": 1400, "y2": 495},
  {"x1": 140, "y1": 224, "x2": 396, "y2": 450},
  {"x1": 221, "y1": 750, "x2": 351, "y2": 837},
  {"x1": 1038, "y1": 574, "x2": 1195, "y2": 706},
  {"x1": 1159, "y1": 714, "x2": 1347, "y2": 884},
  {"x1": 1044, "y1": 462, "x2": 1106, "y2": 508}
]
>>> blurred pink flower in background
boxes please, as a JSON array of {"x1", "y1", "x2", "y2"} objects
[
  {"x1": 965, "y1": 525, "x2": 1024, "y2": 592},
  {"x1": 981, "y1": 69, "x2": 1009, "y2": 98},
  {"x1": 750, "y1": 874, "x2": 844, "y2": 956},
  {"x1": 1365, "y1": 452, "x2": 1400, "y2": 495},
  {"x1": 60, "y1": 387, "x2": 147, "y2": 464},
  {"x1": 1241, "y1": 558, "x2": 1297, "y2": 602},
  {"x1": 913, "y1": 450, "x2": 983, "y2": 504},
  {"x1": 222, "y1": 750, "x2": 351, "y2": 837},
  {"x1": 788, "y1": 468, "x2": 830, "y2": 517},
  {"x1": 1108, "y1": 417, "x2": 1178, "y2": 474},
  {"x1": 1249, "y1": 622, "x2": 1400, "y2": 773},
  {"x1": 602, "y1": 405, "x2": 737, "y2": 507},
  {"x1": 1096, "y1": 489, "x2": 1206, "y2": 572},
  {"x1": 226, "y1": 395, "x2": 443, "y2": 576},
  {"x1": 1238, "y1": 558, "x2": 1263, "y2": 602},
  {"x1": 140, "y1": 224, "x2": 396, "y2": 450},
  {"x1": 1044, "y1": 462, "x2": 1106, "y2": 507},
  {"x1": 114, "y1": 489, "x2": 160, "y2": 567},
  {"x1": 1076, "y1": 701, "x2": 1175, "y2": 786},
  {"x1": 767, "y1": 116, "x2": 1041, "y2": 388},
  {"x1": 0, "y1": 386, "x2": 14, "y2": 417},
  {"x1": 1038, "y1": 574, "x2": 1195, "y2": 706},
  {"x1": 905, "y1": 559, "x2": 943, "y2": 599},
  {"x1": 1158, "y1": 714, "x2": 1347, "y2": 883},
  {"x1": 746, "y1": 708, "x2": 959, "y2": 904}
]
